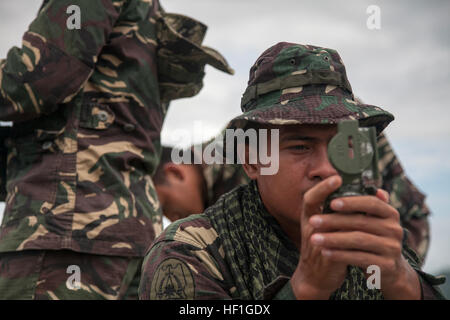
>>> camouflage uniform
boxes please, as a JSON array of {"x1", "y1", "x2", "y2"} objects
[
  {"x1": 0, "y1": 0, "x2": 232, "y2": 299},
  {"x1": 376, "y1": 133, "x2": 431, "y2": 262},
  {"x1": 140, "y1": 42, "x2": 445, "y2": 300},
  {"x1": 140, "y1": 181, "x2": 443, "y2": 299},
  {"x1": 199, "y1": 131, "x2": 431, "y2": 265}
]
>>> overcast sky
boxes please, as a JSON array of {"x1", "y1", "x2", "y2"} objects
[{"x1": 0, "y1": 0, "x2": 449, "y2": 274}]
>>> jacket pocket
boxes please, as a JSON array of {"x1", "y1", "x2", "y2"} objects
[
  {"x1": 4, "y1": 128, "x2": 62, "y2": 213},
  {"x1": 79, "y1": 102, "x2": 115, "y2": 130}
]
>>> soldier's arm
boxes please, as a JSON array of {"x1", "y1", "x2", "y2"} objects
[
  {"x1": 377, "y1": 133, "x2": 430, "y2": 263},
  {"x1": 139, "y1": 215, "x2": 235, "y2": 300},
  {"x1": 0, "y1": 0, "x2": 123, "y2": 121},
  {"x1": 401, "y1": 242, "x2": 447, "y2": 299}
]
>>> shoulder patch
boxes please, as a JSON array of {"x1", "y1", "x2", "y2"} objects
[{"x1": 150, "y1": 258, "x2": 195, "y2": 300}]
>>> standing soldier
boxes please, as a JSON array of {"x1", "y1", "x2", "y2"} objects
[{"x1": 0, "y1": 0, "x2": 233, "y2": 299}]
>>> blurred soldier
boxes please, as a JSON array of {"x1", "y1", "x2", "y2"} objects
[
  {"x1": 140, "y1": 42, "x2": 445, "y2": 300},
  {"x1": 152, "y1": 147, "x2": 207, "y2": 223},
  {"x1": 154, "y1": 130, "x2": 431, "y2": 264},
  {"x1": 0, "y1": 0, "x2": 233, "y2": 299}
]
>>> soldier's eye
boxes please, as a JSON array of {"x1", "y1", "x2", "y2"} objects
[{"x1": 290, "y1": 145, "x2": 308, "y2": 151}]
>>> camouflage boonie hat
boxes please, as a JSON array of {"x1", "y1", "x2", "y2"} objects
[{"x1": 228, "y1": 42, "x2": 394, "y2": 133}]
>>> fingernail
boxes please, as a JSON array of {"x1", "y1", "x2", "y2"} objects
[
  {"x1": 310, "y1": 216, "x2": 323, "y2": 227},
  {"x1": 322, "y1": 249, "x2": 332, "y2": 257},
  {"x1": 332, "y1": 199, "x2": 343, "y2": 210},
  {"x1": 312, "y1": 234, "x2": 324, "y2": 245},
  {"x1": 329, "y1": 177, "x2": 338, "y2": 187}
]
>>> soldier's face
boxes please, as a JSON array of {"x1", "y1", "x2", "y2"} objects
[
  {"x1": 243, "y1": 124, "x2": 338, "y2": 244},
  {"x1": 155, "y1": 164, "x2": 205, "y2": 222}
]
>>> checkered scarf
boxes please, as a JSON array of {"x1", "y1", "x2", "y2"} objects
[{"x1": 207, "y1": 180, "x2": 386, "y2": 299}]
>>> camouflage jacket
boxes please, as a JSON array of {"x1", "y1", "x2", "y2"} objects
[
  {"x1": 200, "y1": 132, "x2": 431, "y2": 264},
  {"x1": 0, "y1": 0, "x2": 232, "y2": 257},
  {"x1": 140, "y1": 180, "x2": 445, "y2": 300}
]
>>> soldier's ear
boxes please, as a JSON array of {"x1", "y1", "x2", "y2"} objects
[
  {"x1": 241, "y1": 142, "x2": 259, "y2": 180},
  {"x1": 164, "y1": 163, "x2": 186, "y2": 182}
]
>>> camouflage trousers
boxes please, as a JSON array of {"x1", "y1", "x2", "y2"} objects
[{"x1": 0, "y1": 250, "x2": 142, "y2": 300}]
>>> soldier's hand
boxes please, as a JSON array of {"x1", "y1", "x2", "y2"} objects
[
  {"x1": 290, "y1": 175, "x2": 349, "y2": 299},
  {"x1": 308, "y1": 185, "x2": 421, "y2": 299},
  {"x1": 291, "y1": 175, "x2": 421, "y2": 299}
]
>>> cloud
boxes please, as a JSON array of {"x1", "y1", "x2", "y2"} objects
[
  {"x1": 0, "y1": 2, "x2": 41, "y2": 56},
  {"x1": 160, "y1": 0, "x2": 450, "y2": 142},
  {"x1": 423, "y1": 216, "x2": 450, "y2": 273}
]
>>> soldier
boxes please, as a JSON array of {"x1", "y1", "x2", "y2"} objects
[
  {"x1": 154, "y1": 132, "x2": 431, "y2": 264},
  {"x1": 139, "y1": 42, "x2": 445, "y2": 300},
  {"x1": 0, "y1": 0, "x2": 233, "y2": 299}
]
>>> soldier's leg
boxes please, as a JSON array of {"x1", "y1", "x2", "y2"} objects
[
  {"x1": 34, "y1": 250, "x2": 141, "y2": 300},
  {"x1": 0, "y1": 250, "x2": 44, "y2": 299}
]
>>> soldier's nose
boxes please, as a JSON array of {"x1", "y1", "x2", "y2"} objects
[{"x1": 307, "y1": 146, "x2": 338, "y2": 181}]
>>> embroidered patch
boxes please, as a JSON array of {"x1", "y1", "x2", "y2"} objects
[{"x1": 150, "y1": 258, "x2": 195, "y2": 300}]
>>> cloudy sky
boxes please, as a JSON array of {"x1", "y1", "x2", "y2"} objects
[{"x1": 0, "y1": 0, "x2": 449, "y2": 274}]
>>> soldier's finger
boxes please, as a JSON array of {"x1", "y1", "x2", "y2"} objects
[
  {"x1": 330, "y1": 196, "x2": 399, "y2": 220},
  {"x1": 311, "y1": 231, "x2": 402, "y2": 256},
  {"x1": 320, "y1": 249, "x2": 386, "y2": 271},
  {"x1": 376, "y1": 189, "x2": 390, "y2": 203},
  {"x1": 303, "y1": 175, "x2": 342, "y2": 217},
  {"x1": 309, "y1": 213, "x2": 394, "y2": 237}
]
